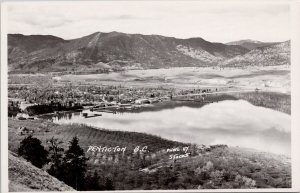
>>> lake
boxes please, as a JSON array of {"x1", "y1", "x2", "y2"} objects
[{"x1": 44, "y1": 100, "x2": 291, "y2": 156}]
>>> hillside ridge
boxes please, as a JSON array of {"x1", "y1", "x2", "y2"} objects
[{"x1": 8, "y1": 151, "x2": 74, "y2": 192}]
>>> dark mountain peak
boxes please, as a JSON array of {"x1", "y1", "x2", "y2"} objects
[
  {"x1": 109, "y1": 31, "x2": 124, "y2": 35},
  {"x1": 102, "y1": 31, "x2": 131, "y2": 38},
  {"x1": 88, "y1": 31, "x2": 102, "y2": 36},
  {"x1": 8, "y1": 33, "x2": 67, "y2": 60},
  {"x1": 8, "y1": 33, "x2": 25, "y2": 37},
  {"x1": 186, "y1": 37, "x2": 206, "y2": 41},
  {"x1": 8, "y1": 33, "x2": 65, "y2": 42},
  {"x1": 68, "y1": 31, "x2": 101, "y2": 41}
]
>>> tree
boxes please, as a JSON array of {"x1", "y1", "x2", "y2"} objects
[
  {"x1": 62, "y1": 136, "x2": 88, "y2": 190},
  {"x1": 104, "y1": 177, "x2": 115, "y2": 190},
  {"x1": 18, "y1": 135, "x2": 48, "y2": 168},
  {"x1": 47, "y1": 137, "x2": 64, "y2": 180},
  {"x1": 209, "y1": 170, "x2": 225, "y2": 187},
  {"x1": 85, "y1": 170, "x2": 104, "y2": 190},
  {"x1": 234, "y1": 174, "x2": 256, "y2": 188}
]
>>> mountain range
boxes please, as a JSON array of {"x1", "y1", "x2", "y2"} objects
[{"x1": 7, "y1": 32, "x2": 290, "y2": 73}]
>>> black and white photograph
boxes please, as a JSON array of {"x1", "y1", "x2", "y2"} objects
[{"x1": 1, "y1": 0, "x2": 300, "y2": 192}]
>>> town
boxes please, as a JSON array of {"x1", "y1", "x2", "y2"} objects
[{"x1": 8, "y1": 77, "x2": 226, "y2": 118}]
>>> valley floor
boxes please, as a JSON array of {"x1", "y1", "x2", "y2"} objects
[{"x1": 58, "y1": 65, "x2": 290, "y2": 93}]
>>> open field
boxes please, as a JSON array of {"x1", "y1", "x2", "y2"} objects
[{"x1": 57, "y1": 65, "x2": 290, "y2": 93}]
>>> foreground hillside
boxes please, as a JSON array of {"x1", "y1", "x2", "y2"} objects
[
  {"x1": 8, "y1": 118, "x2": 291, "y2": 190},
  {"x1": 8, "y1": 119, "x2": 186, "y2": 155},
  {"x1": 8, "y1": 151, "x2": 74, "y2": 192}
]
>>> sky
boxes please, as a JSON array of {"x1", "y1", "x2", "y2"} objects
[{"x1": 6, "y1": 1, "x2": 290, "y2": 43}]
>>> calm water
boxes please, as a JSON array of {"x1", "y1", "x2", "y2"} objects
[{"x1": 45, "y1": 100, "x2": 291, "y2": 155}]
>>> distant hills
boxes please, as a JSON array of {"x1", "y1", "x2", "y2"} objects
[
  {"x1": 223, "y1": 41, "x2": 290, "y2": 67},
  {"x1": 7, "y1": 32, "x2": 290, "y2": 73},
  {"x1": 226, "y1": 39, "x2": 278, "y2": 50}
]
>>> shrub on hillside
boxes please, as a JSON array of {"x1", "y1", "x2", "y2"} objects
[{"x1": 18, "y1": 135, "x2": 48, "y2": 168}]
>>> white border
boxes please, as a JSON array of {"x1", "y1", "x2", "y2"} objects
[
  {"x1": 1, "y1": 2, "x2": 9, "y2": 193},
  {"x1": 291, "y1": 0, "x2": 300, "y2": 190},
  {"x1": 1, "y1": 1, "x2": 300, "y2": 192}
]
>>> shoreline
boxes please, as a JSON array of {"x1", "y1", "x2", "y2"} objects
[{"x1": 12, "y1": 91, "x2": 290, "y2": 121}]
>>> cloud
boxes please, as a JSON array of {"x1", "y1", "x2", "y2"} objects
[
  {"x1": 5, "y1": 1, "x2": 290, "y2": 43},
  {"x1": 97, "y1": 14, "x2": 157, "y2": 20},
  {"x1": 22, "y1": 16, "x2": 73, "y2": 28}
]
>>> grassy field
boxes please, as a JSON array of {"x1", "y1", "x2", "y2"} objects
[{"x1": 58, "y1": 65, "x2": 290, "y2": 92}]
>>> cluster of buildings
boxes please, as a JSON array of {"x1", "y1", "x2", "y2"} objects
[{"x1": 9, "y1": 82, "x2": 221, "y2": 116}]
